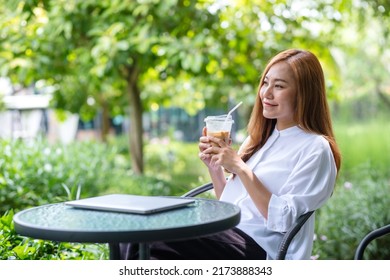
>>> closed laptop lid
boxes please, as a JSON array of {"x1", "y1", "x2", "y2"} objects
[{"x1": 65, "y1": 194, "x2": 195, "y2": 214}]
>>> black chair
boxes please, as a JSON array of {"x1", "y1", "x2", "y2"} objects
[
  {"x1": 354, "y1": 224, "x2": 390, "y2": 260},
  {"x1": 182, "y1": 182, "x2": 315, "y2": 260}
]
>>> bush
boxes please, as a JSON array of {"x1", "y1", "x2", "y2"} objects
[
  {"x1": 0, "y1": 137, "x2": 177, "y2": 260},
  {"x1": 312, "y1": 163, "x2": 390, "y2": 259},
  {"x1": 0, "y1": 210, "x2": 108, "y2": 260},
  {"x1": 0, "y1": 138, "x2": 177, "y2": 215},
  {"x1": 0, "y1": 138, "x2": 118, "y2": 214}
]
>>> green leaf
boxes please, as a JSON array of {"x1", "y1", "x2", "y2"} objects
[
  {"x1": 191, "y1": 53, "x2": 203, "y2": 73},
  {"x1": 116, "y1": 40, "x2": 129, "y2": 51}
]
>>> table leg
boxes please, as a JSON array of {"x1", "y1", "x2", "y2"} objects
[
  {"x1": 109, "y1": 243, "x2": 120, "y2": 260},
  {"x1": 138, "y1": 243, "x2": 150, "y2": 260}
]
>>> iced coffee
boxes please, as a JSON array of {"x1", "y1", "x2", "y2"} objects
[
  {"x1": 207, "y1": 130, "x2": 230, "y2": 143},
  {"x1": 204, "y1": 115, "x2": 234, "y2": 144}
]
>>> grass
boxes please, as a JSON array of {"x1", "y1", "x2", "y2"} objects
[{"x1": 333, "y1": 120, "x2": 390, "y2": 175}]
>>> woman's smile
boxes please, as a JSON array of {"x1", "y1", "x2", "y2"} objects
[{"x1": 263, "y1": 99, "x2": 277, "y2": 107}]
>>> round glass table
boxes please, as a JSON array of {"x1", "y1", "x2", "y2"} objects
[{"x1": 13, "y1": 198, "x2": 241, "y2": 259}]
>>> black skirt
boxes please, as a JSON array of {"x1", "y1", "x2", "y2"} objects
[{"x1": 119, "y1": 227, "x2": 267, "y2": 260}]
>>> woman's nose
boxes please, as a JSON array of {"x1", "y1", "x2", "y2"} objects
[{"x1": 262, "y1": 85, "x2": 273, "y2": 99}]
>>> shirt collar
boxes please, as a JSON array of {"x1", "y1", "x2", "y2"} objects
[{"x1": 274, "y1": 125, "x2": 302, "y2": 137}]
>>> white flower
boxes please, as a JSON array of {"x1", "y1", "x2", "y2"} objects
[
  {"x1": 43, "y1": 147, "x2": 51, "y2": 155},
  {"x1": 344, "y1": 181, "x2": 353, "y2": 189},
  {"x1": 44, "y1": 163, "x2": 52, "y2": 172},
  {"x1": 311, "y1": 254, "x2": 320, "y2": 260}
]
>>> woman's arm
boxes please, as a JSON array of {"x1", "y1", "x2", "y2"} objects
[
  {"x1": 202, "y1": 135, "x2": 272, "y2": 218},
  {"x1": 207, "y1": 167, "x2": 227, "y2": 199},
  {"x1": 234, "y1": 164, "x2": 272, "y2": 219}
]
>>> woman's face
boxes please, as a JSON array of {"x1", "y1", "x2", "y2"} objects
[{"x1": 259, "y1": 61, "x2": 297, "y2": 130}]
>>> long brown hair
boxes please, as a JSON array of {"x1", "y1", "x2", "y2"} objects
[{"x1": 241, "y1": 49, "x2": 341, "y2": 172}]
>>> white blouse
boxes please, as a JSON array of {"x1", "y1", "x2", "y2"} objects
[{"x1": 220, "y1": 126, "x2": 337, "y2": 259}]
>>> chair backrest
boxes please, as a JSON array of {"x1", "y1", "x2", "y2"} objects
[
  {"x1": 275, "y1": 210, "x2": 314, "y2": 260},
  {"x1": 181, "y1": 182, "x2": 214, "y2": 198},
  {"x1": 183, "y1": 182, "x2": 314, "y2": 260},
  {"x1": 354, "y1": 224, "x2": 390, "y2": 260}
]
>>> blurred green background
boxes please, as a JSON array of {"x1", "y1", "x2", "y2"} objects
[{"x1": 1, "y1": 0, "x2": 389, "y2": 260}]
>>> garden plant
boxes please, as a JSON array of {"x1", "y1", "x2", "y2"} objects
[{"x1": 1, "y1": 119, "x2": 389, "y2": 260}]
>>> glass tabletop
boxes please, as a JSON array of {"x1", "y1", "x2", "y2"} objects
[{"x1": 13, "y1": 198, "x2": 241, "y2": 244}]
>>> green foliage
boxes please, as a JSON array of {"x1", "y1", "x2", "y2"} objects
[
  {"x1": 3, "y1": 0, "x2": 388, "y2": 174},
  {"x1": 0, "y1": 137, "x2": 177, "y2": 260},
  {"x1": 0, "y1": 210, "x2": 108, "y2": 260},
  {"x1": 144, "y1": 138, "x2": 209, "y2": 189},
  {"x1": 312, "y1": 164, "x2": 390, "y2": 259},
  {"x1": 0, "y1": 0, "x2": 359, "y2": 117},
  {"x1": 310, "y1": 120, "x2": 390, "y2": 259},
  {"x1": 0, "y1": 137, "x2": 176, "y2": 214},
  {"x1": 0, "y1": 0, "x2": 225, "y2": 114},
  {"x1": 0, "y1": 98, "x2": 5, "y2": 112},
  {"x1": 0, "y1": 138, "x2": 114, "y2": 214}
]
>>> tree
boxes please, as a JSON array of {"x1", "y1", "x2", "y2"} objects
[
  {"x1": 328, "y1": 0, "x2": 390, "y2": 118},
  {"x1": 3, "y1": 0, "x2": 383, "y2": 174},
  {"x1": 1, "y1": 0, "x2": 226, "y2": 174}
]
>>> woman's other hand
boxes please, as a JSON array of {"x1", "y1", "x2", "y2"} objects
[
  {"x1": 198, "y1": 127, "x2": 216, "y2": 169},
  {"x1": 199, "y1": 127, "x2": 242, "y2": 173}
]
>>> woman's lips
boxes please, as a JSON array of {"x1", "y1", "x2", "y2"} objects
[{"x1": 263, "y1": 101, "x2": 277, "y2": 107}]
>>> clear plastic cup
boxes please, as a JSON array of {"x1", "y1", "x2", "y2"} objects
[{"x1": 204, "y1": 115, "x2": 234, "y2": 144}]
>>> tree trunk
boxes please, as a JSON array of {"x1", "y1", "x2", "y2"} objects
[
  {"x1": 100, "y1": 99, "x2": 111, "y2": 142},
  {"x1": 126, "y1": 64, "x2": 144, "y2": 174},
  {"x1": 376, "y1": 83, "x2": 390, "y2": 110}
]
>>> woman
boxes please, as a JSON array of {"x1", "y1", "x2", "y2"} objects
[{"x1": 120, "y1": 49, "x2": 341, "y2": 260}]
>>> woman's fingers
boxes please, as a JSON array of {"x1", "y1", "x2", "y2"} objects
[
  {"x1": 199, "y1": 152, "x2": 208, "y2": 160},
  {"x1": 207, "y1": 136, "x2": 227, "y2": 148},
  {"x1": 202, "y1": 127, "x2": 207, "y2": 136},
  {"x1": 203, "y1": 145, "x2": 221, "y2": 155},
  {"x1": 198, "y1": 127, "x2": 232, "y2": 169}
]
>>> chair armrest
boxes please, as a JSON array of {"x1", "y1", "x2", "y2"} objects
[
  {"x1": 181, "y1": 182, "x2": 214, "y2": 198},
  {"x1": 354, "y1": 224, "x2": 390, "y2": 260},
  {"x1": 276, "y1": 210, "x2": 315, "y2": 260}
]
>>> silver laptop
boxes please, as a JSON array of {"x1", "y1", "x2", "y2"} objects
[{"x1": 65, "y1": 194, "x2": 195, "y2": 214}]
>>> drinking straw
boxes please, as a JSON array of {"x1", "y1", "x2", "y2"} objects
[{"x1": 223, "y1": 101, "x2": 243, "y2": 126}]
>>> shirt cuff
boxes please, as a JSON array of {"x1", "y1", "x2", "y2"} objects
[{"x1": 266, "y1": 194, "x2": 293, "y2": 232}]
